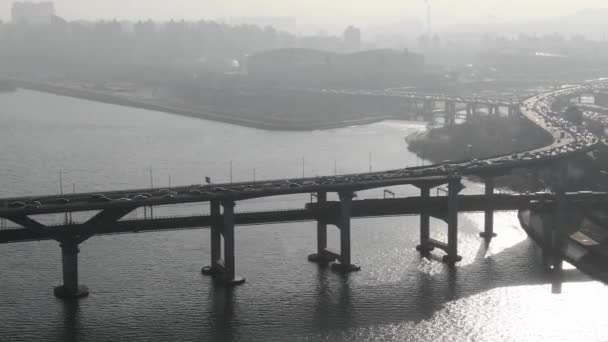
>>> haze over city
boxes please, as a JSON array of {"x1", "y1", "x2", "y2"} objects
[
  {"x1": 2, "y1": 1, "x2": 608, "y2": 342},
  {"x1": 1, "y1": 0, "x2": 608, "y2": 34}
]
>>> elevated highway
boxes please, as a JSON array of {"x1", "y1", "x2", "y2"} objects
[
  {"x1": 2, "y1": 79, "x2": 608, "y2": 298},
  {"x1": 3, "y1": 192, "x2": 608, "y2": 244},
  {"x1": 1, "y1": 82, "x2": 606, "y2": 216}
]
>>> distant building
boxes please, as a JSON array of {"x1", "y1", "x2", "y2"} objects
[
  {"x1": 343, "y1": 25, "x2": 362, "y2": 51},
  {"x1": 595, "y1": 91, "x2": 608, "y2": 107},
  {"x1": 11, "y1": 1, "x2": 55, "y2": 25},
  {"x1": 247, "y1": 48, "x2": 426, "y2": 88},
  {"x1": 478, "y1": 50, "x2": 575, "y2": 74}
]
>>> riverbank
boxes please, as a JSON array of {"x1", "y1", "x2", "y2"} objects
[
  {"x1": 8, "y1": 79, "x2": 405, "y2": 131},
  {"x1": 407, "y1": 116, "x2": 553, "y2": 192}
]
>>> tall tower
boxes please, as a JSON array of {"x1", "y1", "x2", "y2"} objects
[
  {"x1": 423, "y1": 0, "x2": 431, "y2": 36},
  {"x1": 343, "y1": 25, "x2": 362, "y2": 52}
]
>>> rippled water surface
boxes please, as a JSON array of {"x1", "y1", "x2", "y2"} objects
[{"x1": 1, "y1": 90, "x2": 607, "y2": 342}]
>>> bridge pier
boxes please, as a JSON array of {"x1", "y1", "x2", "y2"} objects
[
  {"x1": 330, "y1": 191, "x2": 361, "y2": 272},
  {"x1": 541, "y1": 209, "x2": 554, "y2": 270},
  {"x1": 308, "y1": 192, "x2": 336, "y2": 263},
  {"x1": 480, "y1": 177, "x2": 497, "y2": 239},
  {"x1": 421, "y1": 178, "x2": 463, "y2": 263},
  {"x1": 422, "y1": 99, "x2": 434, "y2": 115},
  {"x1": 202, "y1": 200, "x2": 223, "y2": 275},
  {"x1": 415, "y1": 186, "x2": 433, "y2": 253},
  {"x1": 539, "y1": 196, "x2": 566, "y2": 273},
  {"x1": 54, "y1": 238, "x2": 89, "y2": 299},
  {"x1": 552, "y1": 190, "x2": 567, "y2": 272},
  {"x1": 445, "y1": 101, "x2": 456, "y2": 125},
  {"x1": 202, "y1": 200, "x2": 245, "y2": 286},
  {"x1": 541, "y1": 163, "x2": 568, "y2": 271},
  {"x1": 444, "y1": 178, "x2": 463, "y2": 263}
]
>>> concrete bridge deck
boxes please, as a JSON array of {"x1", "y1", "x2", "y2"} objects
[
  {"x1": 2, "y1": 82, "x2": 606, "y2": 219},
  {"x1": 3, "y1": 80, "x2": 608, "y2": 298},
  {"x1": 3, "y1": 192, "x2": 607, "y2": 244}
]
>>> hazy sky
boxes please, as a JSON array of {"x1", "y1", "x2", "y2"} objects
[{"x1": 1, "y1": 0, "x2": 607, "y2": 28}]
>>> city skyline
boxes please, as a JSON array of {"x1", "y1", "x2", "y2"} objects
[{"x1": 1, "y1": 0, "x2": 608, "y2": 33}]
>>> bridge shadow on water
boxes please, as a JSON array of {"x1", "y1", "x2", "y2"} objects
[
  {"x1": 49, "y1": 237, "x2": 592, "y2": 341},
  {"x1": 200, "y1": 238, "x2": 591, "y2": 339}
]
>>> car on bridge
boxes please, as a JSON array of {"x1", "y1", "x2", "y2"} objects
[
  {"x1": 91, "y1": 195, "x2": 112, "y2": 202},
  {"x1": 9, "y1": 201, "x2": 25, "y2": 208}
]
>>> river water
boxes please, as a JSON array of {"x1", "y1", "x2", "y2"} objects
[{"x1": 0, "y1": 89, "x2": 607, "y2": 342}]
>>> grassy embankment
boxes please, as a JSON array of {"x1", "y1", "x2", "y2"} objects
[{"x1": 407, "y1": 116, "x2": 554, "y2": 192}]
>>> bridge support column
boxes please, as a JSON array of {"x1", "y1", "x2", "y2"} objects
[
  {"x1": 539, "y1": 196, "x2": 566, "y2": 274},
  {"x1": 541, "y1": 163, "x2": 568, "y2": 272},
  {"x1": 202, "y1": 200, "x2": 223, "y2": 275},
  {"x1": 444, "y1": 178, "x2": 463, "y2": 263},
  {"x1": 331, "y1": 192, "x2": 361, "y2": 272},
  {"x1": 416, "y1": 186, "x2": 433, "y2": 253},
  {"x1": 423, "y1": 100, "x2": 434, "y2": 115},
  {"x1": 541, "y1": 209, "x2": 554, "y2": 270},
  {"x1": 221, "y1": 200, "x2": 245, "y2": 286},
  {"x1": 54, "y1": 238, "x2": 89, "y2": 299},
  {"x1": 446, "y1": 101, "x2": 456, "y2": 125},
  {"x1": 552, "y1": 190, "x2": 567, "y2": 272},
  {"x1": 480, "y1": 177, "x2": 497, "y2": 239},
  {"x1": 308, "y1": 192, "x2": 336, "y2": 263},
  {"x1": 202, "y1": 200, "x2": 245, "y2": 286}
]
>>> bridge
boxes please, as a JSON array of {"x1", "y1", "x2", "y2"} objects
[
  {"x1": 2, "y1": 80, "x2": 608, "y2": 299},
  {"x1": 317, "y1": 88, "x2": 522, "y2": 125}
]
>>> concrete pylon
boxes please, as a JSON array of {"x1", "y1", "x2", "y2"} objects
[
  {"x1": 480, "y1": 177, "x2": 497, "y2": 239},
  {"x1": 308, "y1": 192, "x2": 336, "y2": 263},
  {"x1": 446, "y1": 101, "x2": 456, "y2": 125},
  {"x1": 416, "y1": 186, "x2": 433, "y2": 253},
  {"x1": 541, "y1": 209, "x2": 554, "y2": 270},
  {"x1": 54, "y1": 238, "x2": 89, "y2": 299},
  {"x1": 443, "y1": 178, "x2": 463, "y2": 263},
  {"x1": 551, "y1": 164, "x2": 569, "y2": 272},
  {"x1": 220, "y1": 200, "x2": 245, "y2": 286},
  {"x1": 202, "y1": 200, "x2": 245, "y2": 286},
  {"x1": 331, "y1": 191, "x2": 361, "y2": 272},
  {"x1": 423, "y1": 99, "x2": 434, "y2": 115},
  {"x1": 202, "y1": 200, "x2": 222, "y2": 275}
]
